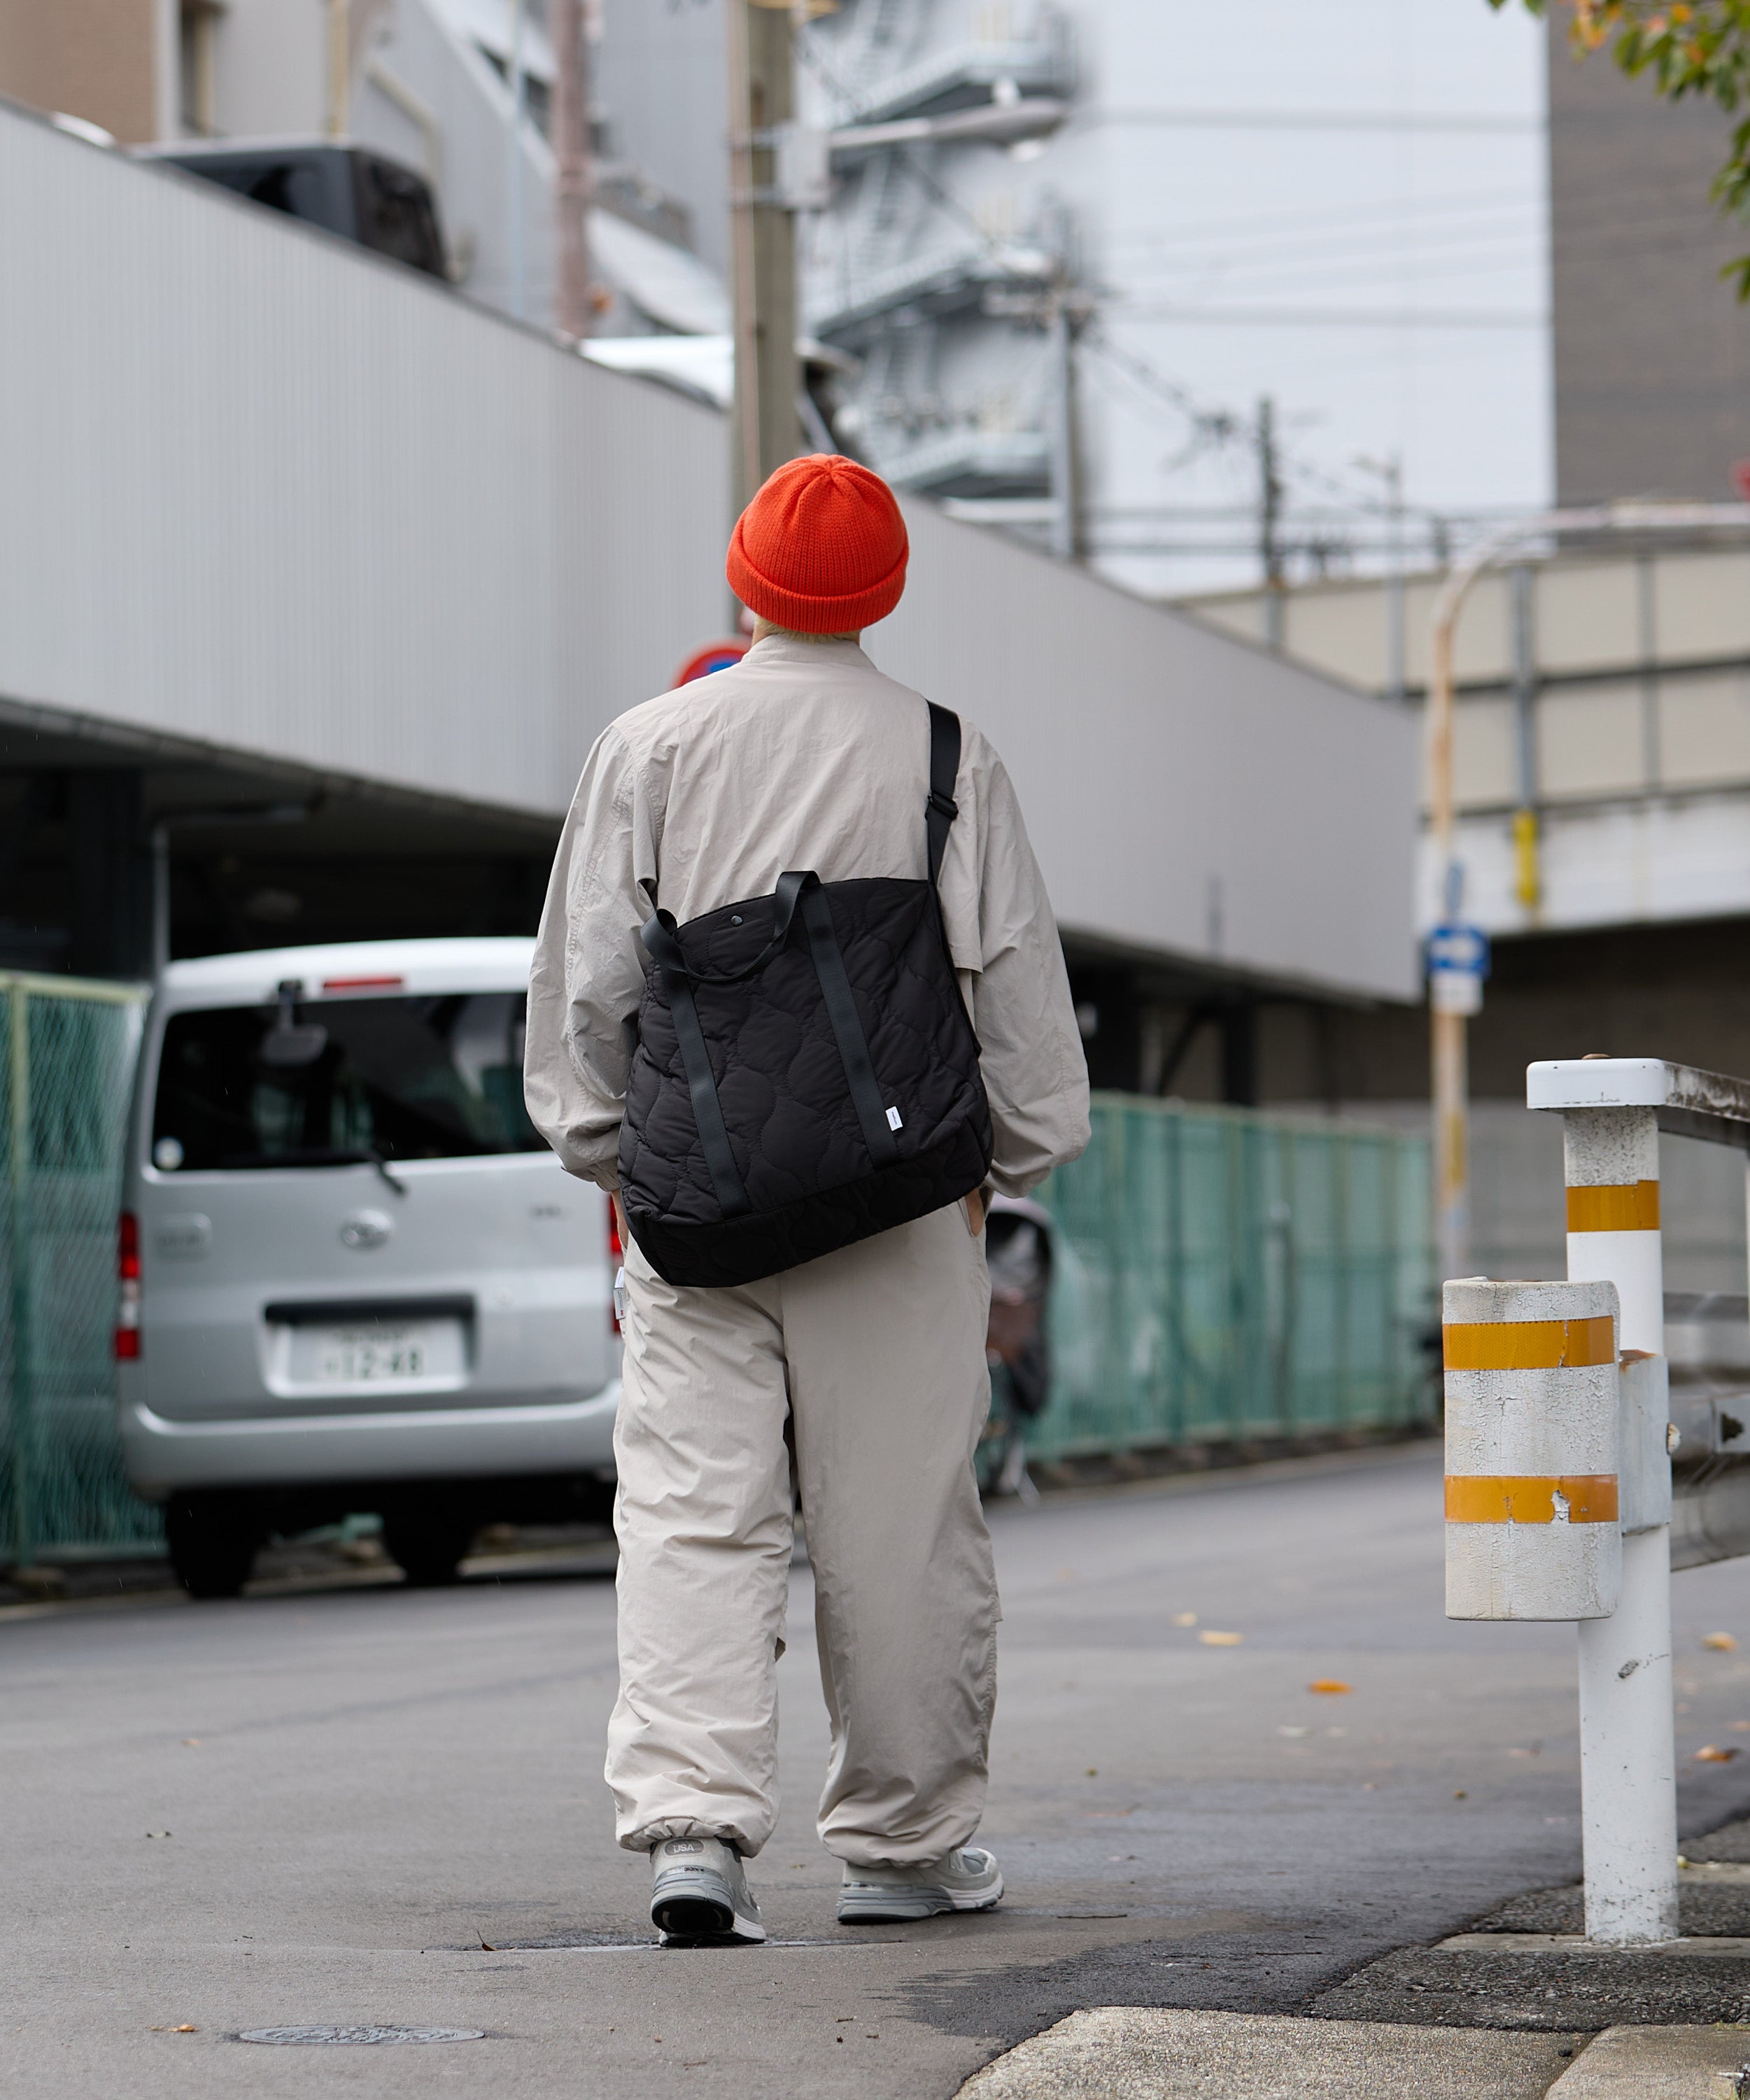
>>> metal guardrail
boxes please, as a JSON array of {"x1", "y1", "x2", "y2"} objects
[
  {"x1": 1529, "y1": 1058, "x2": 1750, "y2": 1572},
  {"x1": 1467, "y1": 1055, "x2": 1750, "y2": 1948}
]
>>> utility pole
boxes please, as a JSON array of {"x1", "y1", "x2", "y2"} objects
[
  {"x1": 1047, "y1": 279, "x2": 1081, "y2": 562},
  {"x1": 726, "y1": 0, "x2": 805, "y2": 516},
  {"x1": 507, "y1": 0, "x2": 527, "y2": 320},
  {"x1": 551, "y1": 0, "x2": 593, "y2": 339},
  {"x1": 1355, "y1": 452, "x2": 1407, "y2": 703},
  {"x1": 326, "y1": 0, "x2": 351, "y2": 139},
  {"x1": 1257, "y1": 395, "x2": 1285, "y2": 647},
  {"x1": 1383, "y1": 452, "x2": 1405, "y2": 704}
]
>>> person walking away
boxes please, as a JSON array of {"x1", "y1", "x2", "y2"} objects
[{"x1": 524, "y1": 454, "x2": 1089, "y2": 1943}]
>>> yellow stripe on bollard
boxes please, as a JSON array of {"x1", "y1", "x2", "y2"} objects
[
  {"x1": 1442, "y1": 1315, "x2": 1616, "y2": 1370},
  {"x1": 1445, "y1": 1474, "x2": 1620, "y2": 1524},
  {"x1": 1566, "y1": 1181, "x2": 1660, "y2": 1233}
]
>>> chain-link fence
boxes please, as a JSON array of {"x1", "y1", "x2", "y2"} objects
[
  {"x1": 0, "y1": 972, "x2": 155, "y2": 1565},
  {"x1": 1033, "y1": 1095, "x2": 1434, "y2": 1460}
]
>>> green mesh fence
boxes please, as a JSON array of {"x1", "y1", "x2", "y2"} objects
[
  {"x1": 1032, "y1": 1094, "x2": 1435, "y2": 1459},
  {"x1": 0, "y1": 973, "x2": 157, "y2": 1563},
  {"x1": 0, "y1": 994, "x2": 1434, "y2": 1558}
]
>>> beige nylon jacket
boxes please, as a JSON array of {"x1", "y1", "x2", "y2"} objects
[{"x1": 523, "y1": 631, "x2": 1090, "y2": 1199}]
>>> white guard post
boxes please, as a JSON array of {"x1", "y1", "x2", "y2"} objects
[
  {"x1": 1444, "y1": 1278, "x2": 1622, "y2": 1623},
  {"x1": 1526, "y1": 1057, "x2": 1726, "y2": 1946}
]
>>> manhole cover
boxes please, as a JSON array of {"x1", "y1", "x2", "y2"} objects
[{"x1": 238, "y1": 2026, "x2": 484, "y2": 2046}]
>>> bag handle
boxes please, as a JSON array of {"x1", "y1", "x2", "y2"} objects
[{"x1": 640, "y1": 868, "x2": 814, "y2": 988}]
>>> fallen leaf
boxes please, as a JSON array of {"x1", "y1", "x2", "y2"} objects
[
  {"x1": 1453, "y1": 1790, "x2": 1467, "y2": 1799},
  {"x1": 1171, "y1": 1612, "x2": 1197, "y2": 1628},
  {"x1": 181, "y1": 1738, "x2": 201, "y2": 1748},
  {"x1": 1199, "y1": 1630, "x2": 1244, "y2": 1647},
  {"x1": 1703, "y1": 1633, "x2": 1739, "y2": 1651},
  {"x1": 1085, "y1": 1766, "x2": 1098, "y2": 1777},
  {"x1": 1695, "y1": 1745, "x2": 1741, "y2": 1763},
  {"x1": 1308, "y1": 1679, "x2": 1352, "y2": 1695},
  {"x1": 174, "y1": 2024, "x2": 197, "y2": 2034}
]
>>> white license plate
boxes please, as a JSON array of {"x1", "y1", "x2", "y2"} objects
[{"x1": 294, "y1": 1321, "x2": 463, "y2": 1386}]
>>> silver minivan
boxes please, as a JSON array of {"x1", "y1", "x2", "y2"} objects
[{"x1": 118, "y1": 937, "x2": 619, "y2": 1597}]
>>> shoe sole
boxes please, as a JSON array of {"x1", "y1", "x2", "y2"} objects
[
  {"x1": 651, "y1": 1888, "x2": 766, "y2": 1944},
  {"x1": 835, "y1": 1874, "x2": 1003, "y2": 1924}
]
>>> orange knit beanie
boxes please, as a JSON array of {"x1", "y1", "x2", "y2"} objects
[{"x1": 726, "y1": 454, "x2": 908, "y2": 633}]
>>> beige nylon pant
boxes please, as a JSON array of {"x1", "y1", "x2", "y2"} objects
[{"x1": 605, "y1": 1199, "x2": 998, "y2": 1866}]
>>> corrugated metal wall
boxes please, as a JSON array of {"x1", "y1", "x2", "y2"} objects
[
  {"x1": 0, "y1": 100, "x2": 728, "y2": 819},
  {"x1": 0, "y1": 97, "x2": 1418, "y2": 1001},
  {"x1": 877, "y1": 500, "x2": 1420, "y2": 1001}
]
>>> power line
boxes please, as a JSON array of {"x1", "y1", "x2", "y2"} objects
[
  {"x1": 1106, "y1": 185, "x2": 1538, "y2": 250},
  {"x1": 1087, "y1": 105, "x2": 1541, "y2": 135},
  {"x1": 1108, "y1": 302, "x2": 1548, "y2": 328}
]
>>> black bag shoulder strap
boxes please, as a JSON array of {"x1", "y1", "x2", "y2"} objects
[{"x1": 926, "y1": 701, "x2": 961, "y2": 885}]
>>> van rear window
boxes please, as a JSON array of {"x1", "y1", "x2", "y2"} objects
[{"x1": 151, "y1": 992, "x2": 546, "y2": 1171}]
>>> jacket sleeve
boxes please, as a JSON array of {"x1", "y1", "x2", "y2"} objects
[
  {"x1": 971, "y1": 749, "x2": 1092, "y2": 1197},
  {"x1": 523, "y1": 727, "x2": 652, "y2": 1190}
]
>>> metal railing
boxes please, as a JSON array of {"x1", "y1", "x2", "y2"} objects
[
  {"x1": 1037, "y1": 1095, "x2": 1434, "y2": 1460},
  {"x1": 1, "y1": 971, "x2": 153, "y2": 1567},
  {"x1": 1445, "y1": 1055, "x2": 1750, "y2": 1947}
]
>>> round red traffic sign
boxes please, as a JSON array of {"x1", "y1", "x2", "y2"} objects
[{"x1": 676, "y1": 639, "x2": 749, "y2": 685}]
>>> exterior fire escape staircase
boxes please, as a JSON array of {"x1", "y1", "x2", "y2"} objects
[{"x1": 802, "y1": 0, "x2": 1074, "y2": 499}]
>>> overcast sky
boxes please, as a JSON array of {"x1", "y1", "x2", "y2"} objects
[{"x1": 1060, "y1": 0, "x2": 1551, "y2": 596}]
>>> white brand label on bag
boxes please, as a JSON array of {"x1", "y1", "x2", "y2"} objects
[{"x1": 886, "y1": 1106, "x2": 903, "y2": 1131}]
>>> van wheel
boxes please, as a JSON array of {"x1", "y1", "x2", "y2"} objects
[
  {"x1": 166, "y1": 1495, "x2": 259, "y2": 1600},
  {"x1": 383, "y1": 1511, "x2": 477, "y2": 1588}
]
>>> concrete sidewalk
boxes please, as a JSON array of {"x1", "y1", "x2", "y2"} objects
[
  {"x1": 10, "y1": 1445, "x2": 1750, "y2": 2098},
  {"x1": 955, "y1": 2009, "x2": 1750, "y2": 2098}
]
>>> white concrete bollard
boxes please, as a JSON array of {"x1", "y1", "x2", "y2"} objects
[{"x1": 1444, "y1": 1278, "x2": 1622, "y2": 1621}]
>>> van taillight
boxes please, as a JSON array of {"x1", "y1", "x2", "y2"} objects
[
  {"x1": 609, "y1": 1198, "x2": 624, "y2": 1336},
  {"x1": 115, "y1": 1212, "x2": 141, "y2": 1360}
]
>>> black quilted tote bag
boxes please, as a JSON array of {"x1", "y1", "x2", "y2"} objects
[{"x1": 617, "y1": 703, "x2": 993, "y2": 1287}]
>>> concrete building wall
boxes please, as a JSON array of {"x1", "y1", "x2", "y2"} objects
[
  {"x1": 879, "y1": 502, "x2": 1419, "y2": 1002},
  {"x1": 1186, "y1": 542, "x2": 1750, "y2": 940},
  {"x1": 1548, "y1": 15, "x2": 1750, "y2": 503},
  {"x1": 0, "y1": 0, "x2": 172, "y2": 144}
]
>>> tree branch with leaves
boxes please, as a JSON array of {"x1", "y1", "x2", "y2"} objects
[{"x1": 1491, "y1": 1, "x2": 1750, "y2": 293}]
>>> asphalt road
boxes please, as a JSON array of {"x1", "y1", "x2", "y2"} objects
[{"x1": 7, "y1": 1442, "x2": 1750, "y2": 2099}]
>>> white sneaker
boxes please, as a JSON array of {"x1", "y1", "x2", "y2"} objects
[
  {"x1": 837, "y1": 1846, "x2": 1003, "y2": 1923},
  {"x1": 649, "y1": 1836, "x2": 766, "y2": 1943}
]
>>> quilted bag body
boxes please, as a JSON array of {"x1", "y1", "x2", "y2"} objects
[{"x1": 618, "y1": 704, "x2": 992, "y2": 1287}]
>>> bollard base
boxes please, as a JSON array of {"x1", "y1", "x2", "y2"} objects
[
  {"x1": 1576, "y1": 1525, "x2": 1680, "y2": 1945},
  {"x1": 1315, "y1": 1935, "x2": 1750, "y2": 2031},
  {"x1": 1438, "y1": 1932, "x2": 1715, "y2": 1952}
]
